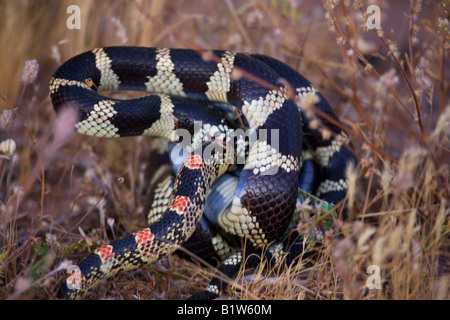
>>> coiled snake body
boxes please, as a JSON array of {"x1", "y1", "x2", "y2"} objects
[{"x1": 50, "y1": 47, "x2": 355, "y2": 299}]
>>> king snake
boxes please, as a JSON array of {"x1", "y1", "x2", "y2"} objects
[{"x1": 49, "y1": 47, "x2": 356, "y2": 299}]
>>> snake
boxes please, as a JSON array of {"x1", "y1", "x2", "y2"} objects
[{"x1": 49, "y1": 46, "x2": 356, "y2": 299}]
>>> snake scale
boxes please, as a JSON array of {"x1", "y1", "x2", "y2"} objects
[{"x1": 49, "y1": 47, "x2": 356, "y2": 299}]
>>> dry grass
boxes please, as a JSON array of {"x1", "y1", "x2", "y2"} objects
[{"x1": 0, "y1": 0, "x2": 448, "y2": 300}]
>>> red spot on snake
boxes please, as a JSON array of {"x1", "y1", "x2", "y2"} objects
[
  {"x1": 135, "y1": 228, "x2": 154, "y2": 245},
  {"x1": 96, "y1": 244, "x2": 114, "y2": 261},
  {"x1": 185, "y1": 154, "x2": 203, "y2": 169},
  {"x1": 170, "y1": 195, "x2": 190, "y2": 214}
]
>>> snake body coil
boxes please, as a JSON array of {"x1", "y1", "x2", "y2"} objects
[{"x1": 50, "y1": 47, "x2": 355, "y2": 299}]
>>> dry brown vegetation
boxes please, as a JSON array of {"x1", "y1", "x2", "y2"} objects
[{"x1": 0, "y1": 0, "x2": 448, "y2": 300}]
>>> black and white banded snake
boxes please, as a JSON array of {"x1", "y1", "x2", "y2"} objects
[{"x1": 49, "y1": 47, "x2": 356, "y2": 299}]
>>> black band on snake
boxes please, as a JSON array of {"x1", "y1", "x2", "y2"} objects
[{"x1": 49, "y1": 47, "x2": 356, "y2": 300}]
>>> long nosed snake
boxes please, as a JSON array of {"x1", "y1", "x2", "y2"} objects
[{"x1": 50, "y1": 47, "x2": 356, "y2": 299}]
